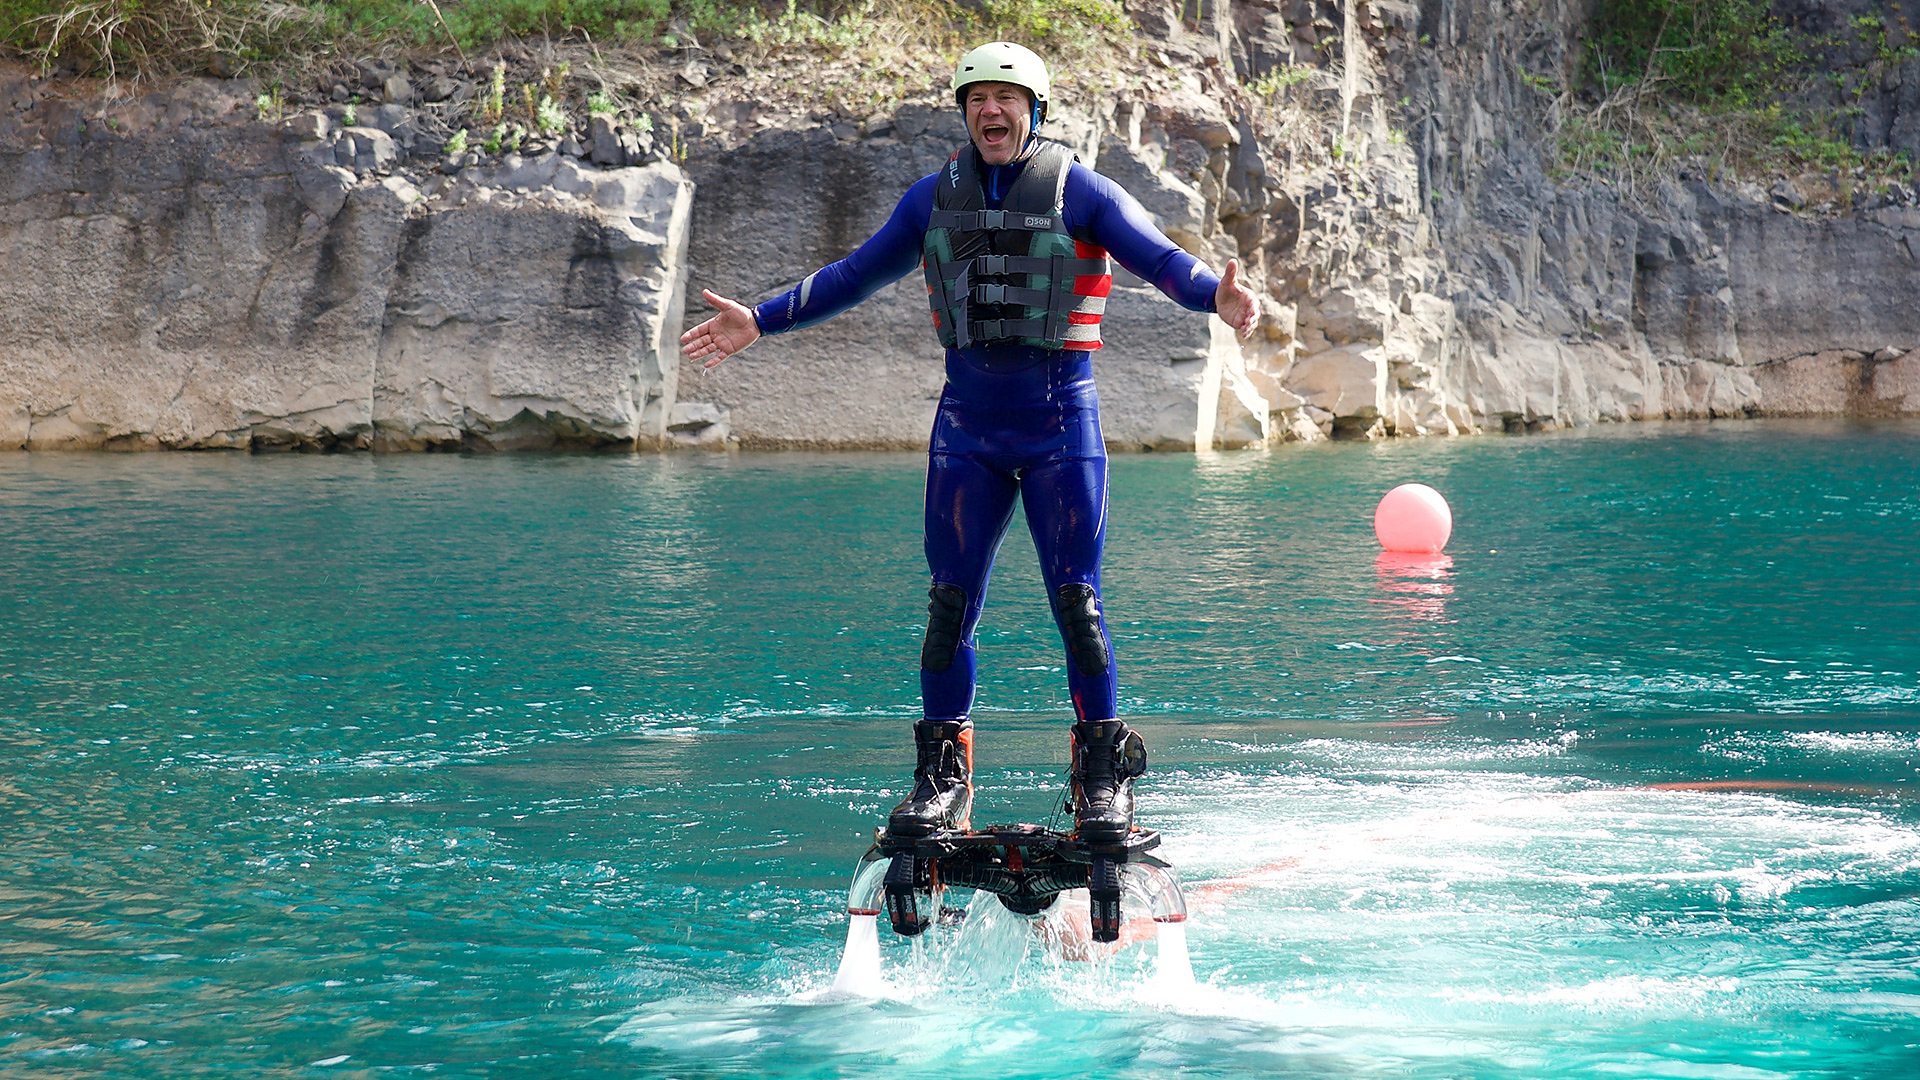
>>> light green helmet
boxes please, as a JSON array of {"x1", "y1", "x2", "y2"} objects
[{"x1": 951, "y1": 41, "x2": 1051, "y2": 122}]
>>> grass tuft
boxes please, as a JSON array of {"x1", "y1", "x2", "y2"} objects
[{"x1": 1, "y1": 1, "x2": 1134, "y2": 88}]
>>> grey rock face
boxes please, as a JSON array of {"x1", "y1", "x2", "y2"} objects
[
  {"x1": 1406, "y1": 0, "x2": 1920, "y2": 429},
  {"x1": 372, "y1": 162, "x2": 692, "y2": 450},
  {"x1": 678, "y1": 124, "x2": 952, "y2": 449},
  {"x1": 590, "y1": 114, "x2": 624, "y2": 167},
  {"x1": 1753, "y1": 347, "x2": 1920, "y2": 415},
  {"x1": 0, "y1": 70, "x2": 692, "y2": 451}
]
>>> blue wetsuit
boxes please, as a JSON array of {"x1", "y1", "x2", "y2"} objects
[{"x1": 754, "y1": 142, "x2": 1220, "y2": 724}]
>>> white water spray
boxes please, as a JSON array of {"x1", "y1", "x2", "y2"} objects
[
  {"x1": 828, "y1": 913, "x2": 884, "y2": 998},
  {"x1": 1151, "y1": 919, "x2": 1194, "y2": 989}
]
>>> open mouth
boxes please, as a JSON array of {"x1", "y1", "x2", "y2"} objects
[{"x1": 980, "y1": 124, "x2": 1010, "y2": 145}]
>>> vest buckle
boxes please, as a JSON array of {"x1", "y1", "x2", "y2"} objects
[{"x1": 973, "y1": 284, "x2": 1007, "y2": 304}]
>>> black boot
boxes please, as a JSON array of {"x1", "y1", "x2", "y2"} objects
[
  {"x1": 886, "y1": 720, "x2": 974, "y2": 838},
  {"x1": 1070, "y1": 720, "x2": 1145, "y2": 844}
]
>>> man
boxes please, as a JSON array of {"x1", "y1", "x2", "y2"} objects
[{"x1": 681, "y1": 41, "x2": 1259, "y2": 845}]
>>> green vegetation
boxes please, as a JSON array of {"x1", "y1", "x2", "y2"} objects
[
  {"x1": 479, "y1": 66, "x2": 507, "y2": 126},
  {"x1": 535, "y1": 91, "x2": 568, "y2": 134},
  {"x1": 1557, "y1": 0, "x2": 1916, "y2": 194},
  {"x1": 1244, "y1": 63, "x2": 1312, "y2": 98},
  {"x1": 253, "y1": 82, "x2": 283, "y2": 121},
  {"x1": 1581, "y1": 0, "x2": 1800, "y2": 108},
  {"x1": 0, "y1": 1, "x2": 675, "y2": 75},
  {"x1": 0, "y1": 1, "x2": 1133, "y2": 82},
  {"x1": 1518, "y1": 67, "x2": 1560, "y2": 98}
]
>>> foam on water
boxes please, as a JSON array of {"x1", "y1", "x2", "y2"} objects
[{"x1": 608, "y1": 747, "x2": 1920, "y2": 1077}]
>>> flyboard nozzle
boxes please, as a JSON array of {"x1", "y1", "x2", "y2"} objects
[
  {"x1": 1088, "y1": 855, "x2": 1123, "y2": 943},
  {"x1": 844, "y1": 823, "x2": 1184, "y2": 952},
  {"x1": 883, "y1": 852, "x2": 937, "y2": 937}
]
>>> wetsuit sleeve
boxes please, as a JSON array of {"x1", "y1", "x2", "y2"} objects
[
  {"x1": 1068, "y1": 163, "x2": 1220, "y2": 313},
  {"x1": 751, "y1": 174, "x2": 936, "y2": 334}
]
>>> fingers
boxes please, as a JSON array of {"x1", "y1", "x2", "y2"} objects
[
  {"x1": 1223, "y1": 296, "x2": 1255, "y2": 339},
  {"x1": 682, "y1": 291, "x2": 754, "y2": 365},
  {"x1": 685, "y1": 341, "x2": 727, "y2": 364},
  {"x1": 702, "y1": 288, "x2": 749, "y2": 315},
  {"x1": 680, "y1": 317, "x2": 750, "y2": 366},
  {"x1": 1228, "y1": 272, "x2": 1257, "y2": 338},
  {"x1": 1214, "y1": 261, "x2": 1256, "y2": 338},
  {"x1": 679, "y1": 314, "x2": 713, "y2": 346},
  {"x1": 680, "y1": 319, "x2": 722, "y2": 362}
]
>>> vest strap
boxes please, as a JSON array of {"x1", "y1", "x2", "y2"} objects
[
  {"x1": 932, "y1": 254, "x2": 1108, "y2": 285},
  {"x1": 929, "y1": 209, "x2": 1058, "y2": 232},
  {"x1": 967, "y1": 318, "x2": 1044, "y2": 340},
  {"x1": 968, "y1": 318, "x2": 1103, "y2": 343},
  {"x1": 971, "y1": 283, "x2": 1053, "y2": 307}
]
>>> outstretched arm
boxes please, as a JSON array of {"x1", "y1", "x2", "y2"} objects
[
  {"x1": 1073, "y1": 164, "x2": 1259, "y2": 337},
  {"x1": 680, "y1": 289, "x2": 761, "y2": 369},
  {"x1": 751, "y1": 176, "x2": 932, "y2": 335},
  {"x1": 681, "y1": 176, "x2": 935, "y2": 368}
]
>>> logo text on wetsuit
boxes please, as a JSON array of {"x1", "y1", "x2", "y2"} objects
[
  {"x1": 947, "y1": 159, "x2": 960, "y2": 187},
  {"x1": 1024, "y1": 216, "x2": 1051, "y2": 229}
]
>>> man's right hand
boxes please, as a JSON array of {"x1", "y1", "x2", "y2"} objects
[
  {"x1": 679, "y1": 289, "x2": 762, "y2": 368},
  {"x1": 1214, "y1": 259, "x2": 1259, "y2": 339}
]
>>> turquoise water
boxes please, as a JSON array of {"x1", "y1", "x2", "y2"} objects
[{"x1": 2, "y1": 420, "x2": 1918, "y2": 1078}]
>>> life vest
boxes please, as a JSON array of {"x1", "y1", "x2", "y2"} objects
[{"x1": 922, "y1": 140, "x2": 1112, "y2": 351}]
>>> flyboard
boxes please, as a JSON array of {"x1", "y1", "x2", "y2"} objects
[{"x1": 844, "y1": 821, "x2": 1186, "y2": 944}]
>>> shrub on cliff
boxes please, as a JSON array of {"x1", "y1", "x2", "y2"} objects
[
  {"x1": 1, "y1": 0, "x2": 1130, "y2": 85},
  {"x1": 1583, "y1": 0, "x2": 1801, "y2": 107},
  {"x1": 0, "y1": 1, "x2": 678, "y2": 79},
  {"x1": 1557, "y1": 0, "x2": 1914, "y2": 195}
]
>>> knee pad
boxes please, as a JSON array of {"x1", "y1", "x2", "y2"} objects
[
  {"x1": 1052, "y1": 583, "x2": 1110, "y2": 677},
  {"x1": 921, "y1": 583, "x2": 968, "y2": 672}
]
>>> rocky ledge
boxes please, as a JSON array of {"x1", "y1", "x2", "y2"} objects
[{"x1": 0, "y1": 67, "x2": 690, "y2": 451}]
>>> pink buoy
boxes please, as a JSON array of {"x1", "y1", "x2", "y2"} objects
[{"x1": 1374, "y1": 483, "x2": 1452, "y2": 554}]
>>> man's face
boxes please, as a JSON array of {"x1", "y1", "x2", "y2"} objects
[{"x1": 964, "y1": 81, "x2": 1033, "y2": 165}]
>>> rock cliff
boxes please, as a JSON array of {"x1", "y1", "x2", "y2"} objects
[
  {"x1": 0, "y1": 69, "x2": 691, "y2": 449},
  {"x1": 2, "y1": 0, "x2": 1918, "y2": 452},
  {"x1": 1404, "y1": 0, "x2": 1920, "y2": 430}
]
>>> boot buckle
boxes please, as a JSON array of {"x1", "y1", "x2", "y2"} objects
[{"x1": 1119, "y1": 728, "x2": 1146, "y2": 778}]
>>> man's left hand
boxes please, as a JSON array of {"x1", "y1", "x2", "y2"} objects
[{"x1": 1214, "y1": 258, "x2": 1259, "y2": 339}]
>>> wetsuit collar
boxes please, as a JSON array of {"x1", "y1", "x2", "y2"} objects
[{"x1": 973, "y1": 138, "x2": 1040, "y2": 206}]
